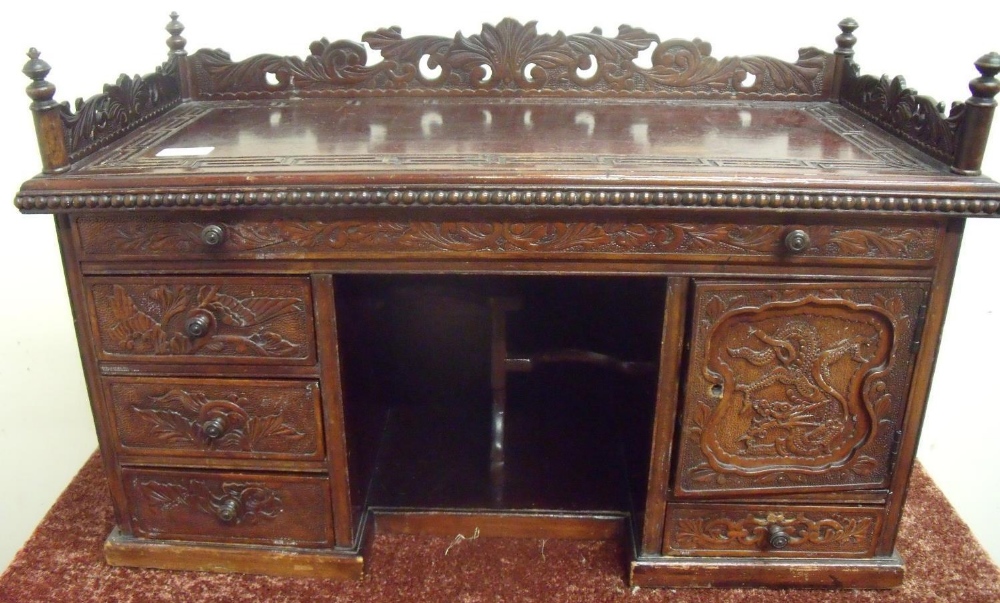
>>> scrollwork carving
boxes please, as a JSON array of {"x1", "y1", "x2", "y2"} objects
[
  {"x1": 59, "y1": 57, "x2": 182, "y2": 162},
  {"x1": 188, "y1": 19, "x2": 831, "y2": 98},
  {"x1": 76, "y1": 218, "x2": 940, "y2": 262},
  {"x1": 671, "y1": 509, "x2": 876, "y2": 554},
  {"x1": 841, "y1": 63, "x2": 964, "y2": 165}
]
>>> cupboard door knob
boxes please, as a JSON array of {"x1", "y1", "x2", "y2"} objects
[
  {"x1": 185, "y1": 314, "x2": 211, "y2": 338},
  {"x1": 216, "y1": 498, "x2": 240, "y2": 523},
  {"x1": 202, "y1": 417, "x2": 226, "y2": 439},
  {"x1": 768, "y1": 524, "x2": 790, "y2": 549},
  {"x1": 784, "y1": 229, "x2": 811, "y2": 253},
  {"x1": 200, "y1": 225, "x2": 225, "y2": 246}
]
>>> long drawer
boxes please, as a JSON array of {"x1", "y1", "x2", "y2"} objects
[
  {"x1": 85, "y1": 276, "x2": 316, "y2": 365},
  {"x1": 122, "y1": 468, "x2": 335, "y2": 547},
  {"x1": 74, "y1": 214, "x2": 942, "y2": 266},
  {"x1": 105, "y1": 377, "x2": 324, "y2": 464},
  {"x1": 662, "y1": 503, "x2": 883, "y2": 557}
]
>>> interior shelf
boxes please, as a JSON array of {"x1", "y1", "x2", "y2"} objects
[{"x1": 334, "y1": 275, "x2": 665, "y2": 516}]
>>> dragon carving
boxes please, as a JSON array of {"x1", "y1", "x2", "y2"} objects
[{"x1": 727, "y1": 321, "x2": 879, "y2": 458}]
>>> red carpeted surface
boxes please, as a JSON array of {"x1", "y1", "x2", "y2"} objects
[{"x1": 1, "y1": 453, "x2": 998, "y2": 602}]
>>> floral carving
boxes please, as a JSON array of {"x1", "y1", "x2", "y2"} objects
[
  {"x1": 77, "y1": 219, "x2": 939, "y2": 262},
  {"x1": 672, "y1": 510, "x2": 875, "y2": 553},
  {"x1": 841, "y1": 64, "x2": 963, "y2": 165},
  {"x1": 59, "y1": 57, "x2": 181, "y2": 161},
  {"x1": 137, "y1": 478, "x2": 283, "y2": 525},
  {"x1": 97, "y1": 283, "x2": 307, "y2": 359},
  {"x1": 188, "y1": 19, "x2": 830, "y2": 98},
  {"x1": 131, "y1": 388, "x2": 306, "y2": 452}
]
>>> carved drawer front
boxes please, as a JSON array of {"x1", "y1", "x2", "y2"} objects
[
  {"x1": 86, "y1": 277, "x2": 315, "y2": 364},
  {"x1": 674, "y1": 281, "x2": 927, "y2": 498},
  {"x1": 122, "y1": 468, "x2": 334, "y2": 547},
  {"x1": 106, "y1": 377, "x2": 324, "y2": 463},
  {"x1": 663, "y1": 503, "x2": 882, "y2": 557},
  {"x1": 74, "y1": 215, "x2": 941, "y2": 265}
]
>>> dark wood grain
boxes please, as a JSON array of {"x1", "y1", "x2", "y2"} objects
[
  {"x1": 674, "y1": 281, "x2": 926, "y2": 497},
  {"x1": 15, "y1": 14, "x2": 1000, "y2": 590},
  {"x1": 104, "y1": 377, "x2": 324, "y2": 463},
  {"x1": 121, "y1": 468, "x2": 335, "y2": 547}
]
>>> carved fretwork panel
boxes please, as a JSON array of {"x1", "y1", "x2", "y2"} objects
[
  {"x1": 188, "y1": 18, "x2": 832, "y2": 99},
  {"x1": 106, "y1": 378, "x2": 324, "y2": 462},
  {"x1": 674, "y1": 282, "x2": 926, "y2": 497},
  {"x1": 86, "y1": 277, "x2": 316, "y2": 364},
  {"x1": 123, "y1": 468, "x2": 335, "y2": 546}
]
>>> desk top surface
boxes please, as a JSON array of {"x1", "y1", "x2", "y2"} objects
[{"x1": 18, "y1": 97, "x2": 1000, "y2": 210}]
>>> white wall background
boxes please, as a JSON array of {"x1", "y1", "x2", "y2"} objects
[{"x1": 1, "y1": 0, "x2": 998, "y2": 572}]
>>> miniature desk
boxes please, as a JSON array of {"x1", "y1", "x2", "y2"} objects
[{"x1": 15, "y1": 15, "x2": 1000, "y2": 588}]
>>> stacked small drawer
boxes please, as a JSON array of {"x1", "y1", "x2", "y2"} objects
[{"x1": 83, "y1": 275, "x2": 336, "y2": 549}]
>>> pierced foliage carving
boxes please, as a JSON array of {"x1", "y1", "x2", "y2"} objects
[
  {"x1": 671, "y1": 509, "x2": 877, "y2": 554},
  {"x1": 137, "y1": 478, "x2": 282, "y2": 525},
  {"x1": 59, "y1": 57, "x2": 182, "y2": 162},
  {"x1": 189, "y1": 19, "x2": 831, "y2": 98},
  {"x1": 841, "y1": 62, "x2": 964, "y2": 165}
]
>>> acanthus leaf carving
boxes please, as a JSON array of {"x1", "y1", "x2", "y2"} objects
[
  {"x1": 841, "y1": 63, "x2": 964, "y2": 165},
  {"x1": 187, "y1": 19, "x2": 831, "y2": 98},
  {"x1": 59, "y1": 56, "x2": 181, "y2": 161}
]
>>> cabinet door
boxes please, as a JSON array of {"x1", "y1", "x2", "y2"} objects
[{"x1": 674, "y1": 282, "x2": 927, "y2": 498}]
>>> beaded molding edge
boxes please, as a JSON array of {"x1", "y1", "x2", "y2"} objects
[{"x1": 14, "y1": 188, "x2": 1000, "y2": 215}]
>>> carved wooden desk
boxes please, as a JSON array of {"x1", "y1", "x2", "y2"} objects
[{"x1": 15, "y1": 15, "x2": 1000, "y2": 588}]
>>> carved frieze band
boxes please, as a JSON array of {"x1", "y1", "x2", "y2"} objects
[
  {"x1": 840, "y1": 60, "x2": 963, "y2": 165},
  {"x1": 76, "y1": 217, "x2": 940, "y2": 262},
  {"x1": 667, "y1": 507, "x2": 879, "y2": 555},
  {"x1": 188, "y1": 19, "x2": 832, "y2": 99},
  {"x1": 17, "y1": 188, "x2": 1000, "y2": 216}
]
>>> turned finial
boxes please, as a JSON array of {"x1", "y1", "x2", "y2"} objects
[
  {"x1": 969, "y1": 52, "x2": 1000, "y2": 106},
  {"x1": 23, "y1": 48, "x2": 56, "y2": 106},
  {"x1": 836, "y1": 18, "x2": 858, "y2": 58},
  {"x1": 166, "y1": 11, "x2": 187, "y2": 55}
]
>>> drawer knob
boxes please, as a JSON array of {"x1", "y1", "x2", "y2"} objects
[
  {"x1": 216, "y1": 498, "x2": 240, "y2": 523},
  {"x1": 185, "y1": 314, "x2": 211, "y2": 338},
  {"x1": 784, "y1": 229, "x2": 811, "y2": 253},
  {"x1": 767, "y1": 524, "x2": 790, "y2": 549},
  {"x1": 200, "y1": 225, "x2": 225, "y2": 246},
  {"x1": 202, "y1": 417, "x2": 226, "y2": 439}
]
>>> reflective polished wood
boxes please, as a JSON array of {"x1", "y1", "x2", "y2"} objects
[{"x1": 14, "y1": 15, "x2": 1000, "y2": 589}]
